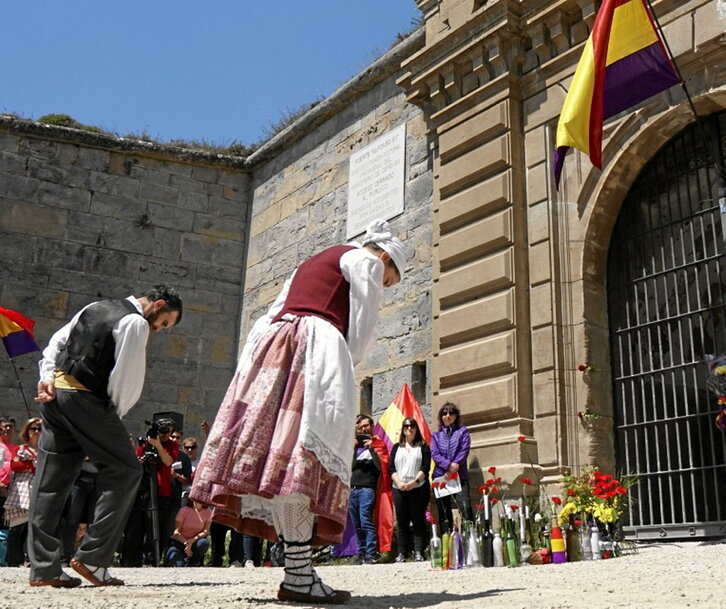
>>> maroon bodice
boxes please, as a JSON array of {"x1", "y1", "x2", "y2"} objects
[{"x1": 271, "y1": 245, "x2": 357, "y2": 336}]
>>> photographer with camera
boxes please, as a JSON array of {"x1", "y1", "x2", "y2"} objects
[
  {"x1": 348, "y1": 414, "x2": 390, "y2": 565},
  {"x1": 120, "y1": 418, "x2": 179, "y2": 567}
]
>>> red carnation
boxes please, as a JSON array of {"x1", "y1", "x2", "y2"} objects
[
  {"x1": 578, "y1": 364, "x2": 587, "y2": 372},
  {"x1": 521, "y1": 477, "x2": 533, "y2": 486},
  {"x1": 518, "y1": 435, "x2": 526, "y2": 443},
  {"x1": 450, "y1": 472, "x2": 459, "y2": 480},
  {"x1": 551, "y1": 496, "x2": 562, "y2": 506},
  {"x1": 510, "y1": 504, "x2": 520, "y2": 511},
  {"x1": 474, "y1": 503, "x2": 484, "y2": 510},
  {"x1": 616, "y1": 486, "x2": 627, "y2": 495},
  {"x1": 494, "y1": 477, "x2": 502, "y2": 484},
  {"x1": 479, "y1": 484, "x2": 489, "y2": 494},
  {"x1": 488, "y1": 466, "x2": 497, "y2": 474},
  {"x1": 490, "y1": 497, "x2": 499, "y2": 505},
  {"x1": 567, "y1": 489, "x2": 575, "y2": 496}
]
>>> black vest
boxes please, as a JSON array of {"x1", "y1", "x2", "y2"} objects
[{"x1": 57, "y1": 299, "x2": 143, "y2": 398}]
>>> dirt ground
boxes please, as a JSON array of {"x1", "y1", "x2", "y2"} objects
[{"x1": 0, "y1": 540, "x2": 721, "y2": 609}]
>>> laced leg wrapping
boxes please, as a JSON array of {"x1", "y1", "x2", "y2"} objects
[{"x1": 271, "y1": 495, "x2": 339, "y2": 599}]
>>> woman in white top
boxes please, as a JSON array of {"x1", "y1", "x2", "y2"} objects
[{"x1": 388, "y1": 417, "x2": 431, "y2": 562}]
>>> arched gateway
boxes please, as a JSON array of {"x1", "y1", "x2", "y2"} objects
[{"x1": 607, "y1": 111, "x2": 726, "y2": 539}]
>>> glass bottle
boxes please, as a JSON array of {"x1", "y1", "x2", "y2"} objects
[
  {"x1": 550, "y1": 524, "x2": 567, "y2": 564},
  {"x1": 465, "y1": 521, "x2": 481, "y2": 567},
  {"x1": 430, "y1": 524, "x2": 442, "y2": 569},
  {"x1": 518, "y1": 506, "x2": 532, "y2": 562},
  {"x1": 492, "y1": 531, "x2": 504, "y2": 567},
  {"x1": 579, "y1": 521, "x2": 593, "y2": 561},
  {"x1": 441, "y1": 531, "x2": 450, "y2": 569},
  {"x1": 566, "y1": 519, "x2": 582, "y2": 562},
  {"x1": 505, "y1": 521, "x2": 519, "y2": 567},
  {"x1": 481, "y1": 517, "x2": 494, "y2": 567},
  {"x1": 449, "y1": 522, "x2": 464, "y2": 569},
  {"x1": 590, "y1": 524, "x2": 602, "y2": 560}
]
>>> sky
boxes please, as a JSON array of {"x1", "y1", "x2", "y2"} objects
[{"x1": 1, "y1": 1, "x2": 422, "y2": 147}]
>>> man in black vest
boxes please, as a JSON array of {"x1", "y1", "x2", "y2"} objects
[{"x1": 28, "y1": 285, "x2": 182, "y2": 588}]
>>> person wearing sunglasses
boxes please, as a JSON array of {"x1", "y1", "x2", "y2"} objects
[
  {"x1": 0, "y1": 416, "x2": 18, "y2": 499},
  {"x1": 5, "y1": 417, "x2": 41, "y2": 567},
  {"x1": 430, "y1": 402, "x2": 473, "y2": 534},
  {"x1": 389, "y1": 417, "x2": 431, "y2": 562},
  {"x1": 191, "y1": 218, "x2": 404, "y2": 604}
]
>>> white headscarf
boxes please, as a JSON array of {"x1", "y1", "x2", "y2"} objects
[{"x1": 361, "y1": 218, "x2": 405, "y2": 278}]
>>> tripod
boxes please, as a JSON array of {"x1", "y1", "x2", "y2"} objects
[{"x1": 141, "y1": 455, "x2": 161, "y2": 567}]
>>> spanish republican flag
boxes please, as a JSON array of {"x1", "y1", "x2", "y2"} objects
[
  {"x1": 0, "y1": 306, "x2": 40, "y2": 359},
  {"x1": 554, "y1": 0, "x2": 680, "y2": 187}
]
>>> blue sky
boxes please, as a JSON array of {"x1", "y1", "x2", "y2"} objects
[{"x1": 2, "y1": 1, "x2": 421, "y2": 146}]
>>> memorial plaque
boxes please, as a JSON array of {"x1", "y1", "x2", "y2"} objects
[{"x1": 346, "y1": 123, "x2": 406, "y2": 239}]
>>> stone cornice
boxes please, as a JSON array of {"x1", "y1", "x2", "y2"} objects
[
  {"x1": 399, "y1": 0, "x2": 714, "y2": 119},
  {"x1": 0, "y1": 115, "x2": 249, "y2": 171},
  {"x1": 399, "y1": 0, "x2": 594, "y2": 116}
]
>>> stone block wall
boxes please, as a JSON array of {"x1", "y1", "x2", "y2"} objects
[
  {"x1": 401, "y1": 0, "x2": 726, "y2": 491},
  {"x1": 0, "y1": 118, "x2": 250, "y2": 439},
  {"x1": 242, "y1": 33, "x2": 435, "y2": 420}
]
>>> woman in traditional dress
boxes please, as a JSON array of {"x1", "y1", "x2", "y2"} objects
[{"x1": 191, "y1": 218, "x2": 404, "y2": 604}]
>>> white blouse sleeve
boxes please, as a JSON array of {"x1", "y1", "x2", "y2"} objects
[
  {"x1": 108, "y1": 309, "x2": 150, "y2": 417},
  {"x1": 340, "y1": 248, "x2": 383, "y2": 366}
]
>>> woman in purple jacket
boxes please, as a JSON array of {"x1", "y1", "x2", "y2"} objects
[{"x1": 430, "y1": 402, "x2": 473, "y2": 534}]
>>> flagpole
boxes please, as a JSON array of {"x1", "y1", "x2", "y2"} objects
[
  {"x1": 644, "y1": 0, "x2": 726, "y2": 186},
  {"x1": 9, "y1": 358, "x2": 32, "y2": 418}
]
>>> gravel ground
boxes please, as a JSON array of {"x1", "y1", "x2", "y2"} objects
[{"x1": 0, "y1": 541, "x2": 722, "y2": 609}]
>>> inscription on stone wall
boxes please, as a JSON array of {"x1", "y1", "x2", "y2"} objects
[{"x1": 346, "y1": 123, "x2": 406, "y2": 239}]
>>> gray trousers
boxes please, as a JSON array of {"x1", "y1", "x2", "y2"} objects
[{"x1": 28, "y1": 389, "x2": 142, "y2": 580}]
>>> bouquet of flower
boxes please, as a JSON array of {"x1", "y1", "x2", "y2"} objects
[{"x1": 558, "y1": 468, "x2": 632, "y2": 524}]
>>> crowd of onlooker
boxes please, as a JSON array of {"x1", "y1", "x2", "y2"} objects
[
  {"x1": 0, "y1": 414, "x2": 273, "y2": 569},
  {"x1": 346, "y1": 402, "x2": 472, "y2": 564},
  {"x1": 0, "y1": 398, "x2": 472, "y2": 569}
]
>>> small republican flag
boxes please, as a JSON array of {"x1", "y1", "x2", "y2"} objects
[
  {"x1": 554, "y1": 0, "x2": 681, "y2": 188},
  {"x1": 0, "y1": 306, "x2": 41, "y2": 359}
]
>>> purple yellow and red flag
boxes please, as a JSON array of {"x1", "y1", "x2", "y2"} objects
[
  {"x1": 554, "y1": 0, "x2": 680, "y2": 188},
  {"x1": 374, "y1": 383, "x2": 432, "y2": 453},
  {"x1": 0, "y1": 306, "x2": 41, "y2": 359}
]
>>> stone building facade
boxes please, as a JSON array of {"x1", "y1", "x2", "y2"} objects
[
  {"x1": 239, "y1": 31, "x2": 434, "y2": 418},
  {"x1": 1, "y1": 0, "x2": 724, "y2": 538},
  {"x1": 399, "y1": 0, "x2": 726, "y2": 537},
  {"x1": 0, "y1": 119, "x2": 251, "y2": 438}
]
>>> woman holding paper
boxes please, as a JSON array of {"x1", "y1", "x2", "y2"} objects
[
  {"x1": 431, "y1": 402, "x2": 473, "y2": 534},
  {"x1": 389, "y1": 417, "x2": 431, "y2": 562}
]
